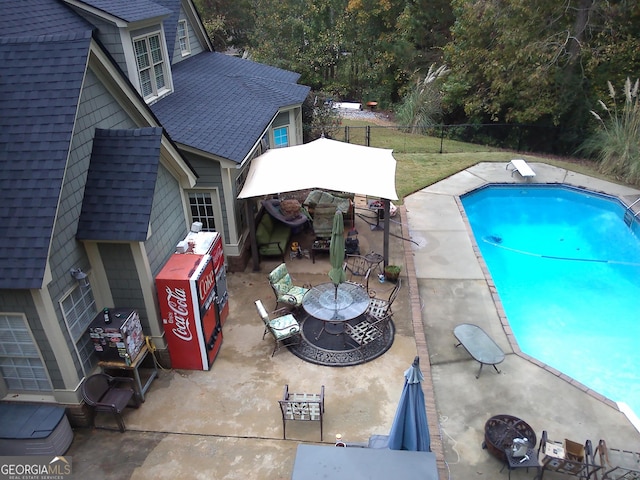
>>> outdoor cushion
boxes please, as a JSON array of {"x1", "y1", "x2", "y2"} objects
[
  {"x1": 268, "y1": 314, "x2": 300, "y2": 339},
  {"x1": 256, "y1": 214, "x2": 275, "y2": 244},
  {"x1": 257, "y1": 214, "x2": 291, "y2": 261},
  {"x1": 304, "y1": 190, "x2": 351, "y2": 213},
  {"x1": 268, "y1": 263, "x2": 309, "y2": 308}
]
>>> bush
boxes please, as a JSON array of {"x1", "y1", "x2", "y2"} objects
[{"x1": 580, "y1": 78, "x2": 640, "y2": 184}]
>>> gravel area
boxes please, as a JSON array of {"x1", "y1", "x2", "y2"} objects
[{"x1": 337, "y1": 107, "x2": 395, "y2": 126}]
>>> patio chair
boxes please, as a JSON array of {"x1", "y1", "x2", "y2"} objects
[
  {"x1": 537, "y1": 431, "x2": 603, "y2": 479},
  {"x1": 344, "y1": 314, "x2": 392, "y2": 363},
  {"x1": 267, "y1": 263, "x2": 310, "y2": 310},
  {"x1": 594, "y1": 439, "x2": 640, "y2": 479},
  {"x1": 255, "y1": 300, "x2": 301, "y2": 356},
  {"x1": 367, "y1": 278, "x2": 402, "y2": 320},
  {"x1": 343, "y1": 254, "x2": 371, "y2": 292},
  {"x1": 312, "y1": 204, "x2": 338, "y2": 238},
  {"x1": 81, "y1": 373, "x2": 140, "y2": 432},
  {"x1": 279, "y1": 384, "x2": 325, "y2": 440}
]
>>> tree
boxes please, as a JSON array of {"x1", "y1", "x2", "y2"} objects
[
  {"x1": 193, "y1": 0, "x2": 254, "y2": 51},
  {"x1": 302, "y1": 92, "x2": 342, "y2": 141}
]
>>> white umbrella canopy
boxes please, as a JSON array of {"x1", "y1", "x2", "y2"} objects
[{"x1": 237, "y1": 137, "x2": 398, "y2": 200}]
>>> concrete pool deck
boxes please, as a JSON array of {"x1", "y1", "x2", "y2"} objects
[
  {"x1": 405, "y1": 161, "x2": 640, "y2": 478},
  {"x1": 63, "y1": 161, "x2": 640, "y2": 479}
]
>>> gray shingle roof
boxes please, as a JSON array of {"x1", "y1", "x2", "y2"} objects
[
  {"x1": 75, "y1": 0, "x2": 171, "y2": 23},
  {"x1": 154, "y1": 0, "x2": 182, "y2": 63},
  {"x1": 77, "y1": 128, "x2": 162, "y2": 242},
  {"x1": 1, "y1": 0, "x2": 94, "y2": 37},
  {"x1": 152, "y1": 52, "x2": 310, "y2": 163},
  {"x1": 0, "y1": 30, "x2": 92, "y2": 290}
]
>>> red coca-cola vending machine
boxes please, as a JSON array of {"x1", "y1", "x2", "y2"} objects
[
  {"x1": 177, "y1": 230, "x2": 228, "y2": 326},
  {"x1": 155, "y1": 253, "x2": 223, "y2": 370}
]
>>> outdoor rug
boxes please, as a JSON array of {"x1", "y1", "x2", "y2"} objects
[{"x1": 287, "y1": 313, "x2": 395, "y2": 367}]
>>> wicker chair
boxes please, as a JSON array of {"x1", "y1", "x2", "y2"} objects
[{"x1": 81, "y1": 373, "x2": 140, "y2": 432}]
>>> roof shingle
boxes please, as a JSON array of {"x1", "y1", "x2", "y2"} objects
[
  {"x1": 152, "y1": 52, "x2": 310, "y2": 163},
  {"x1": 77, "y1": 128, "x2": 163, "y2": 242},
  {"x1": 0, "y1": 31, "x2": 92, "y2": 290}
]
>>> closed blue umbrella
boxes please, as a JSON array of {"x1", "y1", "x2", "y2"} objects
[{"x1": 387, "y1": 356, "x2": 431, "y2": 452}]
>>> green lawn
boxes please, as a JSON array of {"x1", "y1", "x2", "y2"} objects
[{"x1": 339, "y1": 119, "x2": 626, "y2": 203}]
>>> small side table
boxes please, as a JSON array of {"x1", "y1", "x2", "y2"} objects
[
  {"x1": 311, "y1": 239, "x2": 330, "y2": 263},
  {"x1": 501, "y1": 447, "x2": 541, "y2": 480},
  {"x1": 99, "y1": 344, "x2": 158, "y2": 402},
  {"x1": 364, "y1": 252, "x2": 384, "y2": 277}
]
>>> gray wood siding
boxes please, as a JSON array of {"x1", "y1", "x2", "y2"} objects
[
  {"x1": 171, "y1": 11, "x2": 205, "y2": 65},
  {"x1": 146, "y1": 164, "x2": 188, "y2": 276},
  {"x1": 98, "y1": 244, "x2": 149, "y2": 331},
  {"x1": 48, "y1": 68, "x2": 137, "y2": 381},
  {"x1": 0, "y1": 291, "x2": 62, "y2": 390},
  {"x1": 184, "y1": 153, "x2": 229, "y2": 240},
  {"x1": 71, "y1": 10, "x2": 127, "y2": 73}
]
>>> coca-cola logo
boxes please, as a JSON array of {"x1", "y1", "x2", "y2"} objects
[
  {"x1": 199, "y1": 266, "x2": 215, "y2": 300},
  {"x1": 212, "y1": 241, "x2": 224, "y2": 268},
  {"x1": 165, "y1": 286, "x2": 192, "y2": 341}
]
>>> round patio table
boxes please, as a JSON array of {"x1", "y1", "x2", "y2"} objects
[{"x1": 302, "y1": 282, "x2": 370, "y2": 336}]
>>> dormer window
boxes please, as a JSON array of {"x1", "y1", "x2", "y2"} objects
[
  {"x1": 178, "y1": 20, "x2": 190, "y2": 56},
  {"x1": 134, "y1": 32, "x2": 169, "y2": 99}
]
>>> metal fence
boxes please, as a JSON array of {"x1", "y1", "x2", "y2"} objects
[{"x1": 330, "y1": 123, "x2": 581, "y2": 156}]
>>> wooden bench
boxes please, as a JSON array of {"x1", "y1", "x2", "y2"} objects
[{"x1": 279, "y1": 385, "x2": 325, "y2": 441}]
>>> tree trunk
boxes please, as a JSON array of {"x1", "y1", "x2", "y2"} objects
[{"x1": 567, "y1": 0, "x2": 597, "y2": 65}]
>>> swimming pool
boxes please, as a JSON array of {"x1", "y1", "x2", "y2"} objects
[{"x1": 461, "y1": 185, "x2": 640, "y2": 418}]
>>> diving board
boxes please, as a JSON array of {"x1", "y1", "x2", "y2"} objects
[{"x1": 506, "y1": 159, "x2": 536, "y2": 179}]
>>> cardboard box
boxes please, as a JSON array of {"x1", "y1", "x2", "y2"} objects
[{"x1": 564, "y1": 439, "x2": 585, "y2": 462}]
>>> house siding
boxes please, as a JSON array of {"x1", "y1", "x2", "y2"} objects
[
  {"x1": 97, "y1": 243, "x2": 150, "y2": 329},
  {"x1": 146, "y1": 164, "x2": 187, "y2": 276},
  {"x1": 71, "y1": 10, "x2": 127, "y2": 72},
  {"x1": 183, "y1": 153, "x2": 229, "y2": 241},
  {"x1": 47, "y1": 67, "x2": 139, "y2": 381},
  {"x1": 171, "y1": 10, "x2": 204, "y2": 65}
]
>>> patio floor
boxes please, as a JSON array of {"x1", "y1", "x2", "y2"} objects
[{"x1": 65, "y1": 162, "x2": 640, "y2": 479}]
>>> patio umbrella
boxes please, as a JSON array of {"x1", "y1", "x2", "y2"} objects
[
  {"x1": 387, "y1": 356, "x2": 431, "y2": 452},
  {"x1": 328, "y1": 210, "x2": 346, "y2": 300}
]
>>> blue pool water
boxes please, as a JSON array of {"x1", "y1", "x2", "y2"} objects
[{"x1": 461, "y1": 185, "x2": 640, "y2": 417}]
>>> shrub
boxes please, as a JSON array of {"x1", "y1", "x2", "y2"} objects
[
  {"x1": 395, "y1": 64, "x2": 449, "y2": 135},
  {"x1": 580, "y1": 78, "x2": 640, "y2": 184}
]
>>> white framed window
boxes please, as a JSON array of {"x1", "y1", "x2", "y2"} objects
[
  {"x1": 0, "y1": 314, "x2": 52, "y2": 392},
  {"x1": 188, "y1": 191, "x2": 216, "y2": 231},
  {"x1": 178, "y1": 20, "x2": 190, "y2": 56},
  {"x1": 60, "y1": 283, "x2": 98, "y2": 376},
  {"x1": 273, "y1": 126, "x2": 289, "y2": 148},
  {"x1": 134, "y1": 32, "x2": 168, "y2": 99}
]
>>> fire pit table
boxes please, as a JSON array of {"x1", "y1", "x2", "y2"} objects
[{"x1": 483, "y1": 414, "x2": 537, "y2": 464}]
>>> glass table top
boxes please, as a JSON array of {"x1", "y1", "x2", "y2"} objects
[{"x1": 302, "y1": 282, "x2": 370, "y2": 322}]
